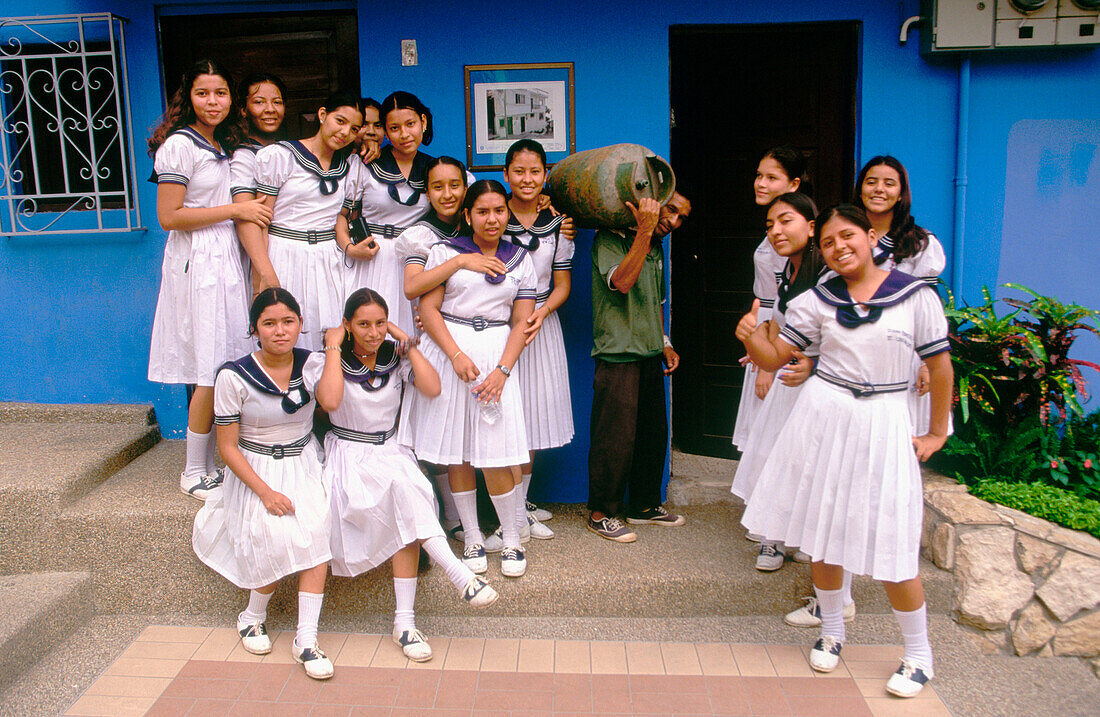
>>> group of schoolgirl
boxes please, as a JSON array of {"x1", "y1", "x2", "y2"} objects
[
  {"x1": 729, "y1": 146, "x2": 952, "y2": 698},
  {"x1": 146, "y1": 59, "x2": 577, "y2": 680}
]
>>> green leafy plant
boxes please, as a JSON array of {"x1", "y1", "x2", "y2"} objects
[{"x1": 968, "y1": 480, "x2": 1100, "y2": 539}]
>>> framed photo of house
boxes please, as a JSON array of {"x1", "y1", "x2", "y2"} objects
[{"x1": 464, "y1": 62, "x2": 575, "y2": 172}]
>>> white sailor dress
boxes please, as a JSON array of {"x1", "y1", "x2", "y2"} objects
[
  {"x1": 399, "y1": 237, "x2": 538, "y2": 468},
  {"x1": 255, "y1": 141, "x2": 353, "y2": 350},
  {"x1": 877, "y1": 233, "x2": 948, "y2": 436},
  {"x1": 505, "y1": 208, "x2": 575, "y2": 450},
  {"x1": 343, "y1": 148, "x2": 433, "y2": 335},
  {"x1": 731, "y1": 237, "x2": 786, "y2": 449},
  {"x1": 192, "y1": 348, "x2": 331, "y2": 589},
  {"x1": 228, "y1": 138, "x2": 263, "y2": 277},
  {"x1": 302, "y1": 347, "x2": 443, "y2": 577},
  {"x1": 739, "y1": 271, "x2": 950, "y2": 583},
  {"x1": 148, "y1": 128, "x2": 251, "y2": 386}
]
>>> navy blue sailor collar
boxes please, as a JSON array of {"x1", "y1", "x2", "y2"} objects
[
  {"x1": 439, "y1": 235, "x2": 526, "y2": 285},
  {"x1": 367, "y1": 146, "x2": 435, "y2": 206},
  {"x1": 505, "y1": 203, "x2": 564, "y2": 251},
  {"x1": 413, "y1": 209, "x2": 460, "y2": 240},
  {"x1": 277, "y1": 140, "x2": 351, "y2": 196},
  {"x1": 147, "y1": 126, "x2": 230, "y2": 183},
  {"x1": 237, "y1": 136, "x2": 264, "y2": 154},
  {"x1": 341, "y1": 340, "x2": 400, "y2": 392},
  {"x1": 218, "y1": 347, "x2": 312, "y2": 414},
  {"x1": 812, "y1": 269, "x2": 928, "y2": 328}
]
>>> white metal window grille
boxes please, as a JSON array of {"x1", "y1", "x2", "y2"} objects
[{"x1": 0, "y1": 13, "x2": 141, "y2": 235}]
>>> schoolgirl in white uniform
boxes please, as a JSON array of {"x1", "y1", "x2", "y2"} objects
[
  {"x1": 731, "y1": 193, "x2": 822, "y2": 573},
  {"x1": 732, "y1": 147, "x2": 808, "y2": 455},
  {"x1": 147, "y1": 59, "x2": 272, "y2": 500},
  {"x1": 192, "y1": 288, "x2": 335, "y2": 681},
  {"x1": 401, "y1": 180, "x2": 538, "y2": 579},
  {"x1": 736, "y1": 204, "x2": 953, "y2": 698},
  {"x1": 241, "y1": 91, "x2": 365, "y2": 351},
  {"x1": 307, "y1": 289, "x2": 498, "y2": 663}
]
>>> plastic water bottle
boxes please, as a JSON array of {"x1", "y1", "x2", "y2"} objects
[{"x1": 480, "y1": 399, "x2": 502, "y2": 425}]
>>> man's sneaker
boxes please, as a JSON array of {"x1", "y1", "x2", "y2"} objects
[
  {"x1": 443, "y1": 519, "x2": 464, "y2": 543},
  {"x1": 755, "y1": 541, "x2": 786, "y2": 572},
  {"x1": 235, "y1": 615, "x2": 271, "y2": 655},
  {"x1": 745, "y1": 530, "x2": 764, "y2": 542},
  {"x1": 885, "y1": 660, "x2": 931, "y2": 698},
  {"x1": 586, "y1": 515, "x2": 636, "y2": 543},
  {"x1": 461, "y1": 544, "x2": 487, "y2": 574},
  {"x1": 292, "y1": 639, "x2": 334, "y2": 680},
  {"x1": 792, "y1": 550, "x2": 812, "y2": 564},
  {"x1": 527, "y1": 515, "x2": 554, "y2": 539},
  {"x1": 500, "y1": 546, "x2": 527, "y2": 577},
  {"x1": 180, "y1": 472, "x2": 219, "y2": 501},
  {"x1": 392, "y1": 628, "x2": 432, "y2": 662},
  {"x1": 526, "y1": 500, "x2": 553, "y2": 521},
  {"x1": 784, "y1": 597, "x2": 858, "y2": 627},
  {"x1": 626, "y1": 506, "x2": 685, "y2": 526},
  {"x1": 461, "y1": 576, "x2": 499, "y2": 608},
  {"x1": 809, "y1": 636, "x2": 843, "y2": 673}
]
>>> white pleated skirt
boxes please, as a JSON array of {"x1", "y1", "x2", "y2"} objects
[
  {"x1": 517, "y1": 308, "x2": 574, "y2": 450},
  {"x1": 324, "y1": 434, "x2": 443, "y2": 577},
  {"x1": 148, "y1": 223, "x2": 251, "y2": 386},
  {"x1": 267, "y1": 235, "x2": 345, "y2": 351},
  {"x1": 731, "y1": 379, "x2": 804, "y2": 505},
  {"x1": 192, "y1": 439, "x2": 332, "y2": 589},
  {"x1": 740, "y1": 377, "x2": 924, "y2": 583},
  {"x1": 346, "y1": 237, "x2": 416, "y2": 337},
  {"x1": 400, "y1": 321, "x2": 529, "y2": 468},
  {"x1": 731, "y1": 363, "x2": 766, "y2": 449}
]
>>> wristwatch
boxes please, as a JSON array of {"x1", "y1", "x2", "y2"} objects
[{"x1": 497, "y1": 364, "x2": 511, "y2": 377}]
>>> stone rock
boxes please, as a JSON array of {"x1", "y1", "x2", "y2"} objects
[
  {"x1": 1046, "y1": 523, "x2": 1100, "y2": 561},
  {"x1": 1052, "y1": 611, "x2": 1100, "y2": 657},
  {"x1": 926, "y1": 490, "x2": 1008, "y2": 526},
  {"x1": 1036, "y1": 551, "x2": 1100, "y2": 622},
  {"x1": 1038, "y1": 643, "x2": 1053, "y2": 657},
  {"x1": 1089, "y1": 656, "x2": 1100, "y2": 678},
  {"x1": 921, "y1": 510, "x2": 934, "y2": 553},
  {"x1": 1011, "y1": 602, "x2": 1056, "y2": 655},
  {"x1": 922, "y1": 470, "x2": 969, "y2": 492},
  {"x1": 931, "y1": 522, "x2": 956, "y2": 570},
  {"x1": 1016, "y1": 534, "x2": 1061, "y2": 578},
  {"x1": 993, "y1": 505, "x2": 1054, "y2": 541},
  {"x1": 955, "y1": 527, "x2": 1035, "y2": 630}
]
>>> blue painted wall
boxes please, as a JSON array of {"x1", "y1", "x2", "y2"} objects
[{"x1": 2, "y1": 0, "x2": 1098, "y2": 499}]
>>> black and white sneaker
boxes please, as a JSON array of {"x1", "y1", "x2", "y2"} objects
[
  {"x1": 209, "y1": 468, "x2": 225, "y2": 486},
  {"x1": 886, "y1": 659, "x2": 931, "y2": 698},
  {"x1": 292, "y1": 639, "x2": 334, "y2": 680},
  {"x1": 179, "y1": 472, "x2": 219, "y2": 501},
  {"x1": 236, "y1": 615, "x2": 271, "y2": 655},
  {"x1": 809, "y1": 636, "x2": 843, "y2": 673},
  {"x1": 526, "y1": 500, "x2": 552, "y2": 522},
  {"x1": 461, "y1": 575, "x2": 499, "y2": 608},
  {"x1": 392, "y1": 628, "x2": 432, "y2": 662},
  {"x1": 462, "y1": 544, "x2": 487, "y2": 574},
  {"x1": 500, "y1": 546, "x2": 527, "y2": 577},
  {"x1": 626, "y1": 506, "x2": 685, "y2": 526}
]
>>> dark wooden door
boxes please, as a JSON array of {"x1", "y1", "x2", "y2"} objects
[
  {"x1": 159, "y1": 10, "x2": 360, "y2": 141},
  {"x1": 669, "y1": 22, "x2": 859, "y2": 458}
]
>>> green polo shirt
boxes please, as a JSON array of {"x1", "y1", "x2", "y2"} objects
[{"x1": 591, "y1": 228, "x2": 665, "y2": 361}]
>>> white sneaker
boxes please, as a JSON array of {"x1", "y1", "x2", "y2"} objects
[
  {"x1": 745, "y1": 530, "x2": 764, "y2": 542},
  {"x1": 526, "y1": 500, "x2": 552, "y2": 521},
  {"x1": 755, "y1": 541, "x2": 786, "y2": 571},
  {"x1": 461, "y1": 544, "x2": 487, "y2": 574},
  {"x1": 485, "y1": 525, "x2": 529, "y2": 552},
  {"x1": 179, "y1": 472, "x2": 219, "y2": 501},
  {"x1": 500, "y1": 546, "x2": 527, "y2": 577},
  {"x1": 292, "y1": 639, "x2": 334, "y2": 680},
  {"x1": 461, "y1": 575, "x2": 499, "y2": 608},
  {"x1": 527, "y1": 515, "x2": 554, "y2": 539},
  {"x1": 809, "y1": 636, "x2": 843, "y2": 673},
  {"x1": 235, "y1": 615, "x2": 271, "y2": 655},
  {"x1": 393, "y1": 628, "x2": 432, "y2": 662},
  {"x1": 885, "y1": 659, "x2": 932, "y2": 698},
  {"x1": 791, "y1": 550, "x2": 812, "y2": 564},
  {"x1": 784, "y1": 597, "x2": 858, "y2": 628}
]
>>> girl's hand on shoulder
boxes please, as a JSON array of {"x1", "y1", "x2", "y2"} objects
[
  {"x1": 523, "y1": 308, "x2": 547, "y2": 345},
  {"x1": 358, "y1": 138, "x2": 381, "y2": 164},
  {"x1": 234, "y1": 197, "x2": 273, "y2": 227},
  {"x1": 260, "y1": 489, "x2": 295, "y2": 516},
  {"x1": 413, "y1": 307, "x2": 424, "y2": 333},
  {"x1": 912, "y1": 433, "x2": 947, "y2": 462},
  {"x1": 472, "y1": 369, "x2": 506, "y2": 404},
  {"x1": 387, "y1": 321, "x2": 410, "y2": 344},
  {"x1": 537, "y1": 194, "x2": 554, "y2": 213},
  {"x1": 779, "y1": 351, "x2": 813, "y2": 387},
  {"x1": 460, "y1": 253, "x2": 506, "y2": 277},
  {"x1": 345, "y1": 238, "x2": 380, "y2": 261},
  {"x1": 559, "y1": 215, "x2": 576, "y2": 242},
  {"x1": 323, "y1": 326, "x2": 346, "y2": 349},
  {"x1": 452, "y1": 352, "x2": 479, "y2": 382}
]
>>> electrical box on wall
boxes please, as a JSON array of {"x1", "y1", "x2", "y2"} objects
[{"x1": 923, "y1": 0, "x2": 1100, "y2": 51}]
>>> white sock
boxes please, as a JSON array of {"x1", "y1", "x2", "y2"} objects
[
  {"x1": 489, "y1": 488, "x2": 520, "y2": 549},
  {"x1": 205, "y1": 433, "x2": 218, "y2": 475},
  {"x1": 184, "y1": 429, "x2": 211, "y2": 480},
  {"x1": 422, "y1": 536, "x2": 475, "y2": 589},
  {"x1": 393, "y1": 577, "x2": 417, "y2": 633},
  {"x1": 434, "y1": 472, "x2": 459, "y2": 523},
  {"x1": 893, "y1": 604, "x2": 934, "y2": 676},
  {"x1": 514, "y1": 480, "x2": 528, "y2": 533},
  {"x1": 841, "y1": 571, "x2": 854, "y2": 606},
  {"x1": 521, "y1": 473, "x2": 532, "y2": 508},
  {"x1": 295, "y1": 591, "x2": 324, "y2": 649},
  {"x1": 239, "y1": 589, "x2": 274, "y2": 624},
  {"x1": 815, "y1": 586, "x2": 846, "y2": 642},
  {"x1": 453, "y1": 489, "x2": 483, "y2": 548}
]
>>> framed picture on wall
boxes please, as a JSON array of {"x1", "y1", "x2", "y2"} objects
[{"x1": 463, "y1": 62, "x2": 575, "y2": 172}]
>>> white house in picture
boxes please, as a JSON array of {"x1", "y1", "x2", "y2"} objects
[{"x1": 486, "y1": 87, "x2": 551, "y2": 139}]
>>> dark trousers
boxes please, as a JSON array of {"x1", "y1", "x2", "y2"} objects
[{"x1": 587, "y1": 355, "x2": 667, "y2": 516}]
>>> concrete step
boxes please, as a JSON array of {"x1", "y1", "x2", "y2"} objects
[
  {"x1": 0, "y1": 571, "x2": 94, "y2": 693},
  {"x1": 58, "y1": 440, "x2": 954, "y2": 620},
  {"x1": 0, "y1": 420, "x2": 161, "y2": 573},
  {"x1": 668, "y1": 450, "x2": 741, "y2": 506},
  {"x1": 0, "y1": 402, "x2": 156, "y2": 425}
]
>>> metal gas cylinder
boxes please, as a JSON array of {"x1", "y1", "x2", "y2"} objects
[{"x1": 547, "y1": 144, "x2": 676, "y2": 229}]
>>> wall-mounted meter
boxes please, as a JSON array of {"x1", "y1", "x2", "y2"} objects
[{"x1": 922, "y1": 0, "x2": 1100, "y2": 51}]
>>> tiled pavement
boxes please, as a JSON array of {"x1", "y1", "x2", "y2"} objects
[{"x1": 63, "y1": 625, "x2": 951, "y2": 716}]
